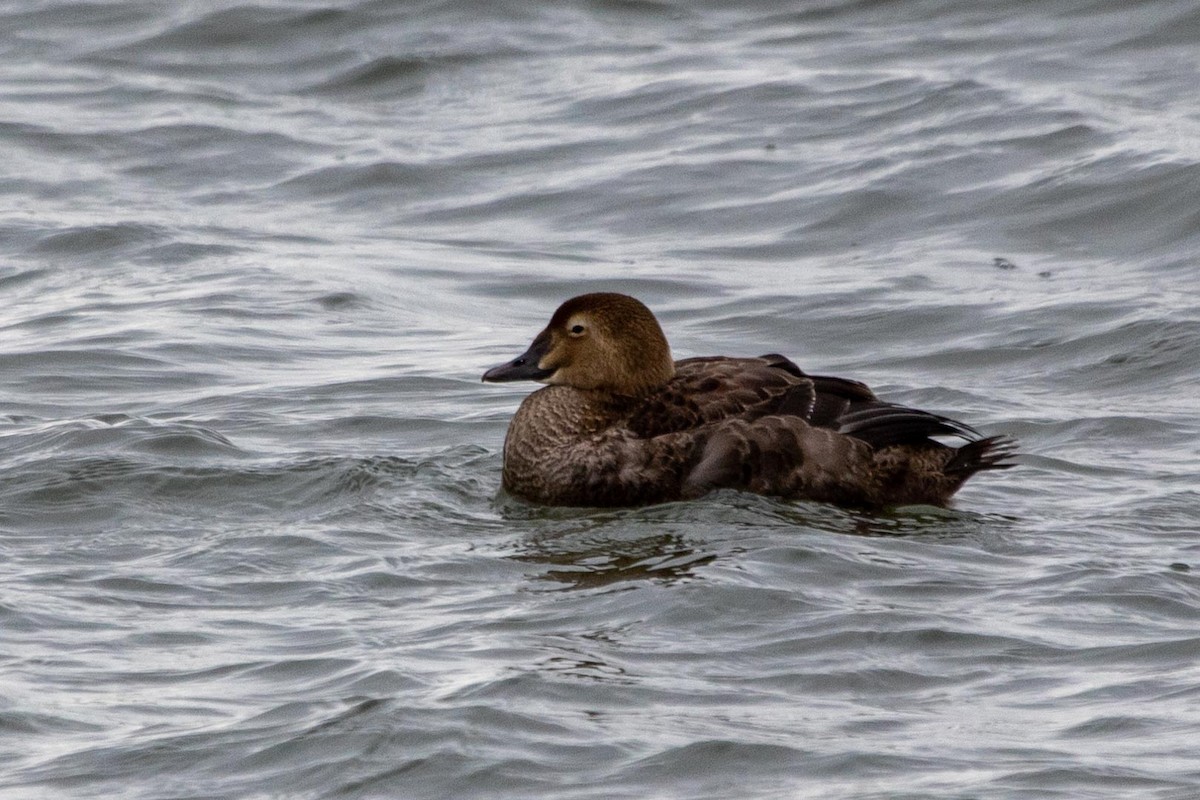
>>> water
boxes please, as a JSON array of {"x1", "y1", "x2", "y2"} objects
[{"x1": 2, "y1": 1, "x2": 1199, "y2": 797}]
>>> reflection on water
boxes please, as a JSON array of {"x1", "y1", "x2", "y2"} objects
[{"x1": 513, "y1": 526, "x2": 719, "y2": 589}]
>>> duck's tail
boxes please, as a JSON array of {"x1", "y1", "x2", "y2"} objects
[{"x1": 944, "y1": 435, "x2": 1019, "y2": 477}]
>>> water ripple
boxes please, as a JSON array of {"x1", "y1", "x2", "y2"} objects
[{"x1": 3, "y1": 1, "x2": 1200, "y2": 798}]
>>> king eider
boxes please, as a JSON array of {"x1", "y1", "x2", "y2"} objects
[{"x1": 483, "y1": 293, "x2": 1015, "y2": 508}]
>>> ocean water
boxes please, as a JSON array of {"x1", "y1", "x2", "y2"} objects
[{"x1": 2, "y1": 1, "x2": 1199, "y2": 798}]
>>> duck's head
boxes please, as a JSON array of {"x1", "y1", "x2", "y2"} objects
[{"x1": 482, "y1": 293, "x2": 675, "y2": 395}]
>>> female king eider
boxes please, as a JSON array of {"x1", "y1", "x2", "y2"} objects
[{"x1": 483, "y1": 293, "x2": 1014, "y2": 508}]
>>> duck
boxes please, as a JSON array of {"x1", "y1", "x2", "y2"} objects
[{"x1": 482, "y1": 293, "x2": 1015, "y2": 509}]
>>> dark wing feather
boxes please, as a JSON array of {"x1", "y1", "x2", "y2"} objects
[
  {"x1": 808, "y1": 374, "x2": 877, "y2": 402},
  {"x1": 803, "y1": 374, "x2": 878, "y2": 429},
  {"x1": 834, "y1": 404, "x2": 982, "y2": 448},
  {"x1": 803, "y1": 373, "x2": 990, "y2": 450},
  {"x1": 755, "y1": 353, "x2": 806, "y2": 379}
]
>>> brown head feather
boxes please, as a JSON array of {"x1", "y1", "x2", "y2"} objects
[{"x1": 535, "y1": 293, "x2": 675, "y2": 395}]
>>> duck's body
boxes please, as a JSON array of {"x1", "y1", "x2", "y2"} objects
[{"x1": 483, "y1": 293, "x2": 1014, "y2": 509}]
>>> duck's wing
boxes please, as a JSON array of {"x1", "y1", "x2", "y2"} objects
[
  {"x1": 673, "y1": 362, "x2": 1015, "y2": 505},
  {"x1": 632, "y1": 354, "x2": 1000, "y2": 450},
  {"x1": 611, "y1": 355, "x2": 1012, "y2": 506}
]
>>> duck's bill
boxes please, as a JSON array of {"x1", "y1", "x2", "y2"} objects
[{"x1": 482, "y1": 336, "x2": 554, "y2": 382}]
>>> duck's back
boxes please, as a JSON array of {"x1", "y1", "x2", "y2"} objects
[
  {"x1": 634, "y1": 355, "x2": 973, "y2": 445},
  {"x1": 628, "y1": 355, "x2": 867, "y2": 436}
]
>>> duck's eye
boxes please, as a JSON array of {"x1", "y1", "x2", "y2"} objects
[{"x1": 569, "y1": 324, "x2": 586, "y2": 336}]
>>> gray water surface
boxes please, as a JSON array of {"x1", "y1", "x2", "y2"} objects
[{"x1": 2, "y1": 1, "x2": 1199, "y2": 798}]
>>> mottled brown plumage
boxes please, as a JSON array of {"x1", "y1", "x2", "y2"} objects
[{"x1": 483, "y1": 293, "x2": 1015, "y2": 509}]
